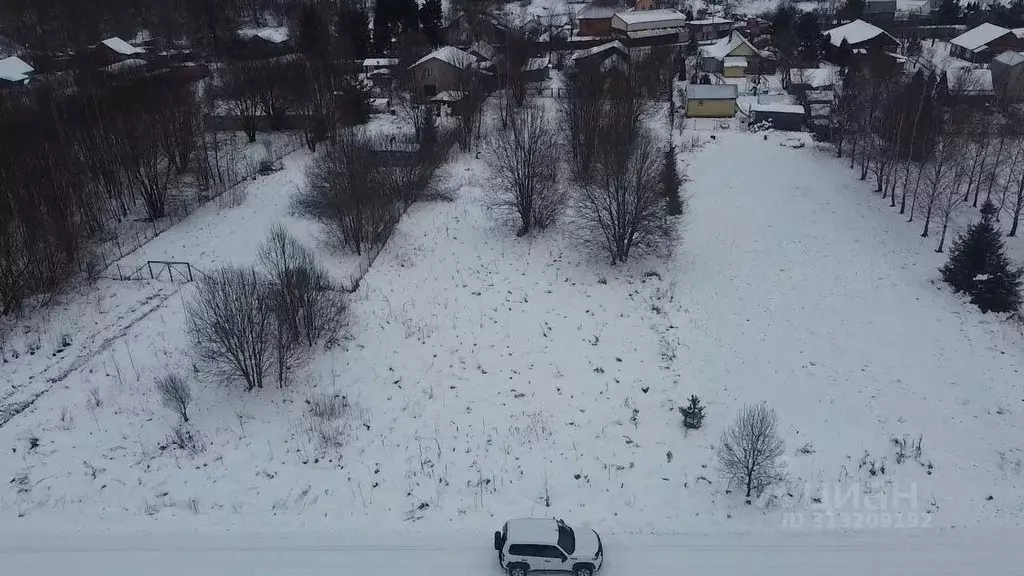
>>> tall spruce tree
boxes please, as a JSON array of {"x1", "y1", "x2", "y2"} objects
[
  {"x1": 419, "y1": 0, "x2": 443, "y2": 46},
  {"x1": 337, "y1": 4, "x2": 371, "y2": 60},
  {"x1": 940, "y1": 200, "x2": 1023, "y2": 313}
]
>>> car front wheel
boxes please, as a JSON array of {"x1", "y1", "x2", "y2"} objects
[
  {"x1": 508, "y1": 565, "x2": 528, "y2": 576},
  {"x1": 573, "y1": 565, "x2": 594, "y2": 576}
]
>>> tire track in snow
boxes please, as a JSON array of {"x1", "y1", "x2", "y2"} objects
[{"x1": 0, "y1": 288, "x2": 178, "y2": 427}]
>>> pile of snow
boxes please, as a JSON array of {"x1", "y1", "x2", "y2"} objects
[{"x1": 780, "y1": 137, "x2": 805, "y2": 147}]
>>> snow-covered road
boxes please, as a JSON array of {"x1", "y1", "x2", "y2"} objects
[{"x1": 2, "y1": 529, "x2": 1019, "y2": 576}]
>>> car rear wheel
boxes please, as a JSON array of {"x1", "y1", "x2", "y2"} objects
[
  {"x1": 508, "y1": 565, "x2": 528, "y2": 576},
  {"x1": 573, "y1": 565, "x2": 594, "y2": 576}
]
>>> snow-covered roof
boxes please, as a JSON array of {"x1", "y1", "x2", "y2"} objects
[
  {"x1": 946, "y1": 67, "x2": 993, "y2": 94},
  {"x1": 522, "y1": 56, "x2": 549, "y2": 72},
  {"x1": 430, "y1": 90, "x2": 466, "y2": 102},
  {"x1": 686, "y1": 83, "x2": 737, "y2": 100},
  {"x1": 578, "y1": 3, "x2": 617, "y2": 19},
  {"x1": 236, "y1": 26, "x2": 290, "y2": 44},
  {"x1": 411, "y1": 46, "x2": 476, "y2": 69},
  {"x1": 689, "y1": 17, "x2": 732, "y2": 25},
  {"x1": 950, "y1": 23, "x2": 1012, "y2": 51},
  {"x1": 701, "y1": 31, "x2": 761, "y2": 60},
  {"x1": 1014, "y1": 27, "x2": 1024, "y2": 39},
  {"x1": 0, "y1": 55, "x2": 33, "y2": 83},
  {"x1": 364, "y1": 58, "x2": 398, "y2": 67},
  {"x1": 506, "y1": 519, "x2": 558, "y2": 545},
  {"x1": 101, "y1": 58, "x2": 147, "y2": 73},
  {"x1": 724, "y1": 56, "x2": 747, "y2": 67},
  {"x1": 571, "y1": 40, "x2": 627, "y2": 61},
  {"x1": 752, "y1": 103, "x2": 806, "y2": 114},
  {"x1": 469, "y1": 41, "x2": 497, "y2": 61},
  {"x1": 792, "y1": 66, "x2": 838, "y2": 88},
  {"x1": 100, "y1": 37, "x2": 145, "y2": 55},
  {"x1": 806, "y1": 89, "x2": 835, "y2": 102},
  {"x1": 611, "y1": 9, "x2": 687, "y2": 32},
  {"x1": 809, "y1": 103, "x2": 831, "y2": 116},
  {"x1": 825, "y1": 19, "x2": 892, "y2": 47},
  {"x1": 994, "y1": 50, "x2": 1024, "y2": 66}
]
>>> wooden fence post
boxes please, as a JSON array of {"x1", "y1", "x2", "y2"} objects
[
  {"x1": 148, "y1": 262, "x2": 154, "y2": 279},
  {"x1": 187, "y1": 263, "x2": 194, "y2": 282}
]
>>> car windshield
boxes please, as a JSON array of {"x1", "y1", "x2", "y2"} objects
[{"x1": 557, "y1": 524, "x2": 575, "y2": 554}]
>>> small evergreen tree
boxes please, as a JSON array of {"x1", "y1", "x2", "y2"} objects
[
  {"x1": 419, "y1": 0, "x2": 443, "y2": 46},
  {"x1": 679, "y1": 394, "x2": 706, "y2": 429},
  {"x1": 663, "y1": 144, "x2": 684, "y2": 216},
  {"x1": 940, "y1": 200, "x2": 1023, "y2": 313}
]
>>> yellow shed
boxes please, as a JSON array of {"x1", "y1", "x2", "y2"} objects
[
  {"x1": 723, "y1": 56, "x2": 747, "y2": 77},
  {"x1": 685, "y1": 83, "x2": 738, "y2": 118}
]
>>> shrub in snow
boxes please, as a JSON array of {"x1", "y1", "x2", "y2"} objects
[
  {"x1": 258, "y1": 226, "x2": 346, "y2": 349},
  {"x1": 717, "y1": 403, "x2": 785, "y2": 502},
  {"x1": 295, "y1": 130, "x2": 400, "y2": 255},
  {"x1": 166, "y1": 424, "x2": 206, "y2": 456},
  {"x1": 940, "y1": 200, "x2": 1023, "y2": 313},
  {"x1": 185, "y1": 267, "x2": 275, "y2": 391},
  {"x1": 575, "y1": 128, "x2": 671, "y2": 264},
  {"x1": 678, "y1": 394, "x2": 706, "y2": 430},
  {"x1": 486, "y1": 105, "x2": 563, "y2": 236},
  {"x1": 156, "y1": 372, "x2": 193, "y2": 423},
  {"x1": 301, "y1": 393, "x2": 360, "y2": 456}
]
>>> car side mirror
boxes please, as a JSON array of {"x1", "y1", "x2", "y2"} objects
[
  {"x1": 494, "y1": 531, "x2": 502, "y2": 551},
  {"x1": 560, "y1": 553, "x2": 568, "y2": 562}
]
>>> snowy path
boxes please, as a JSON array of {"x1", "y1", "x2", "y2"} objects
[{"x1": 1, "y1": 528, "x2": 1020, "y2": 576}]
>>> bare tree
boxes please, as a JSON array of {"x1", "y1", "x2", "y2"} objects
[
  {"x1": 295, "y1": 130, "x2": 400, "y2": 255},
  {"x1": 156, "y1": 373, "x2": 194, "y2": 423},
  {"x1": 185, "y1": 267, "x2": 276, "y2": 391},
  {"x1": 222, "y1": 62, "x2": 263, "y2": 142},
  {"x1": 575, "y1": 128, "x2": 669, "y2": 264},
  {"x1": 717, "y1": 403, "x2": 786, "y2": 502},
  {"x1": 1007, "y1": 137, "x2": 1024, "y2": 236},
  {"x1": 486, "y1": 105, "x2": 562, "y2": 236}
]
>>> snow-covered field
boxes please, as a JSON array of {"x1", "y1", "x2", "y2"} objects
[{"x1": 1, "y1": 110, "x2": 1022, "y2": 556}]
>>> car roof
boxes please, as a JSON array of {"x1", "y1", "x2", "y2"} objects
[{"x1": 506, "y1": 518, "x2": 559, "y2": 544}]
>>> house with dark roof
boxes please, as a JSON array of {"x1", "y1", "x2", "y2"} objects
[
  {"x1": 687, "y1": 17, "x2": 733, "y2": 43},
  {"x1": 408, "y1": 46, "x2": 492, "y2": 99},
  {"x1": 569, "y1": 40, "x2": 629, "y2": 73},
  {"x1": 990, "y1": 50, "x2": 1024, "y2": 100},
  {"x1": 862, "y1": 0, "x2": 896, "y2": 25},
  {"x1": 442, "y1": 12, "x2": 509, "y2": 46},
  {"x1": 949, "y1": 23, "x2": 1020, "y2": 64},
  {"x1": 577, "y1": 3, "x2": 618, "y2": 37}
]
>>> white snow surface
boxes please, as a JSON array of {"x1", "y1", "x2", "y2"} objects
[
  {"x1": 1, "y1": 115, "x2": 1023, "y2": 547},
  {"x1": 826, "y1": 19, "x2": 887, "y2": 47},
  {"x1": 751, "y1": 102, "x2": 805, "y2": 114},
  {"x1": 3, "y1": 528, "x2": 1022, "y2": 576},
  {"x1": 0, "y1": 55, "x2": 32, "y2": 82},
  {"x1": 100, "y1": 37, "x2": 145, "y2": 55}
]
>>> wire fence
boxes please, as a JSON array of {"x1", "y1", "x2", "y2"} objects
[{"x1": 87, "y1": 132, "x2": 304, "y2": 279}]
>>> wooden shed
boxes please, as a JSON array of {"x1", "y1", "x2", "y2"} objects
[
  {"x1": 750, "y1": 103, "x2": 805, "y2": 131},
  {"x1": 685, "y1": 83, "x2": 737, "y2": 118}
]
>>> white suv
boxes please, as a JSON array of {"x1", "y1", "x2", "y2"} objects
[{"x1": 494, "y1": 518, "x2": 604, "y2": 576}]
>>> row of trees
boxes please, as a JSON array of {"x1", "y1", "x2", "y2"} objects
[
  {"x1": 824, "y1": 61, "x2": 1023, "y2": 312},
  {"x1": 0, "y1": 71, "x2": 212, "y2": 315},
  {"x1": 484, "y1": 60, "x2": 685, "y2": 264}
]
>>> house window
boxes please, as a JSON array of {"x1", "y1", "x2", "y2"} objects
[{"x1": 423, "y1": 67, "x2": 433, "y2": 79}]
